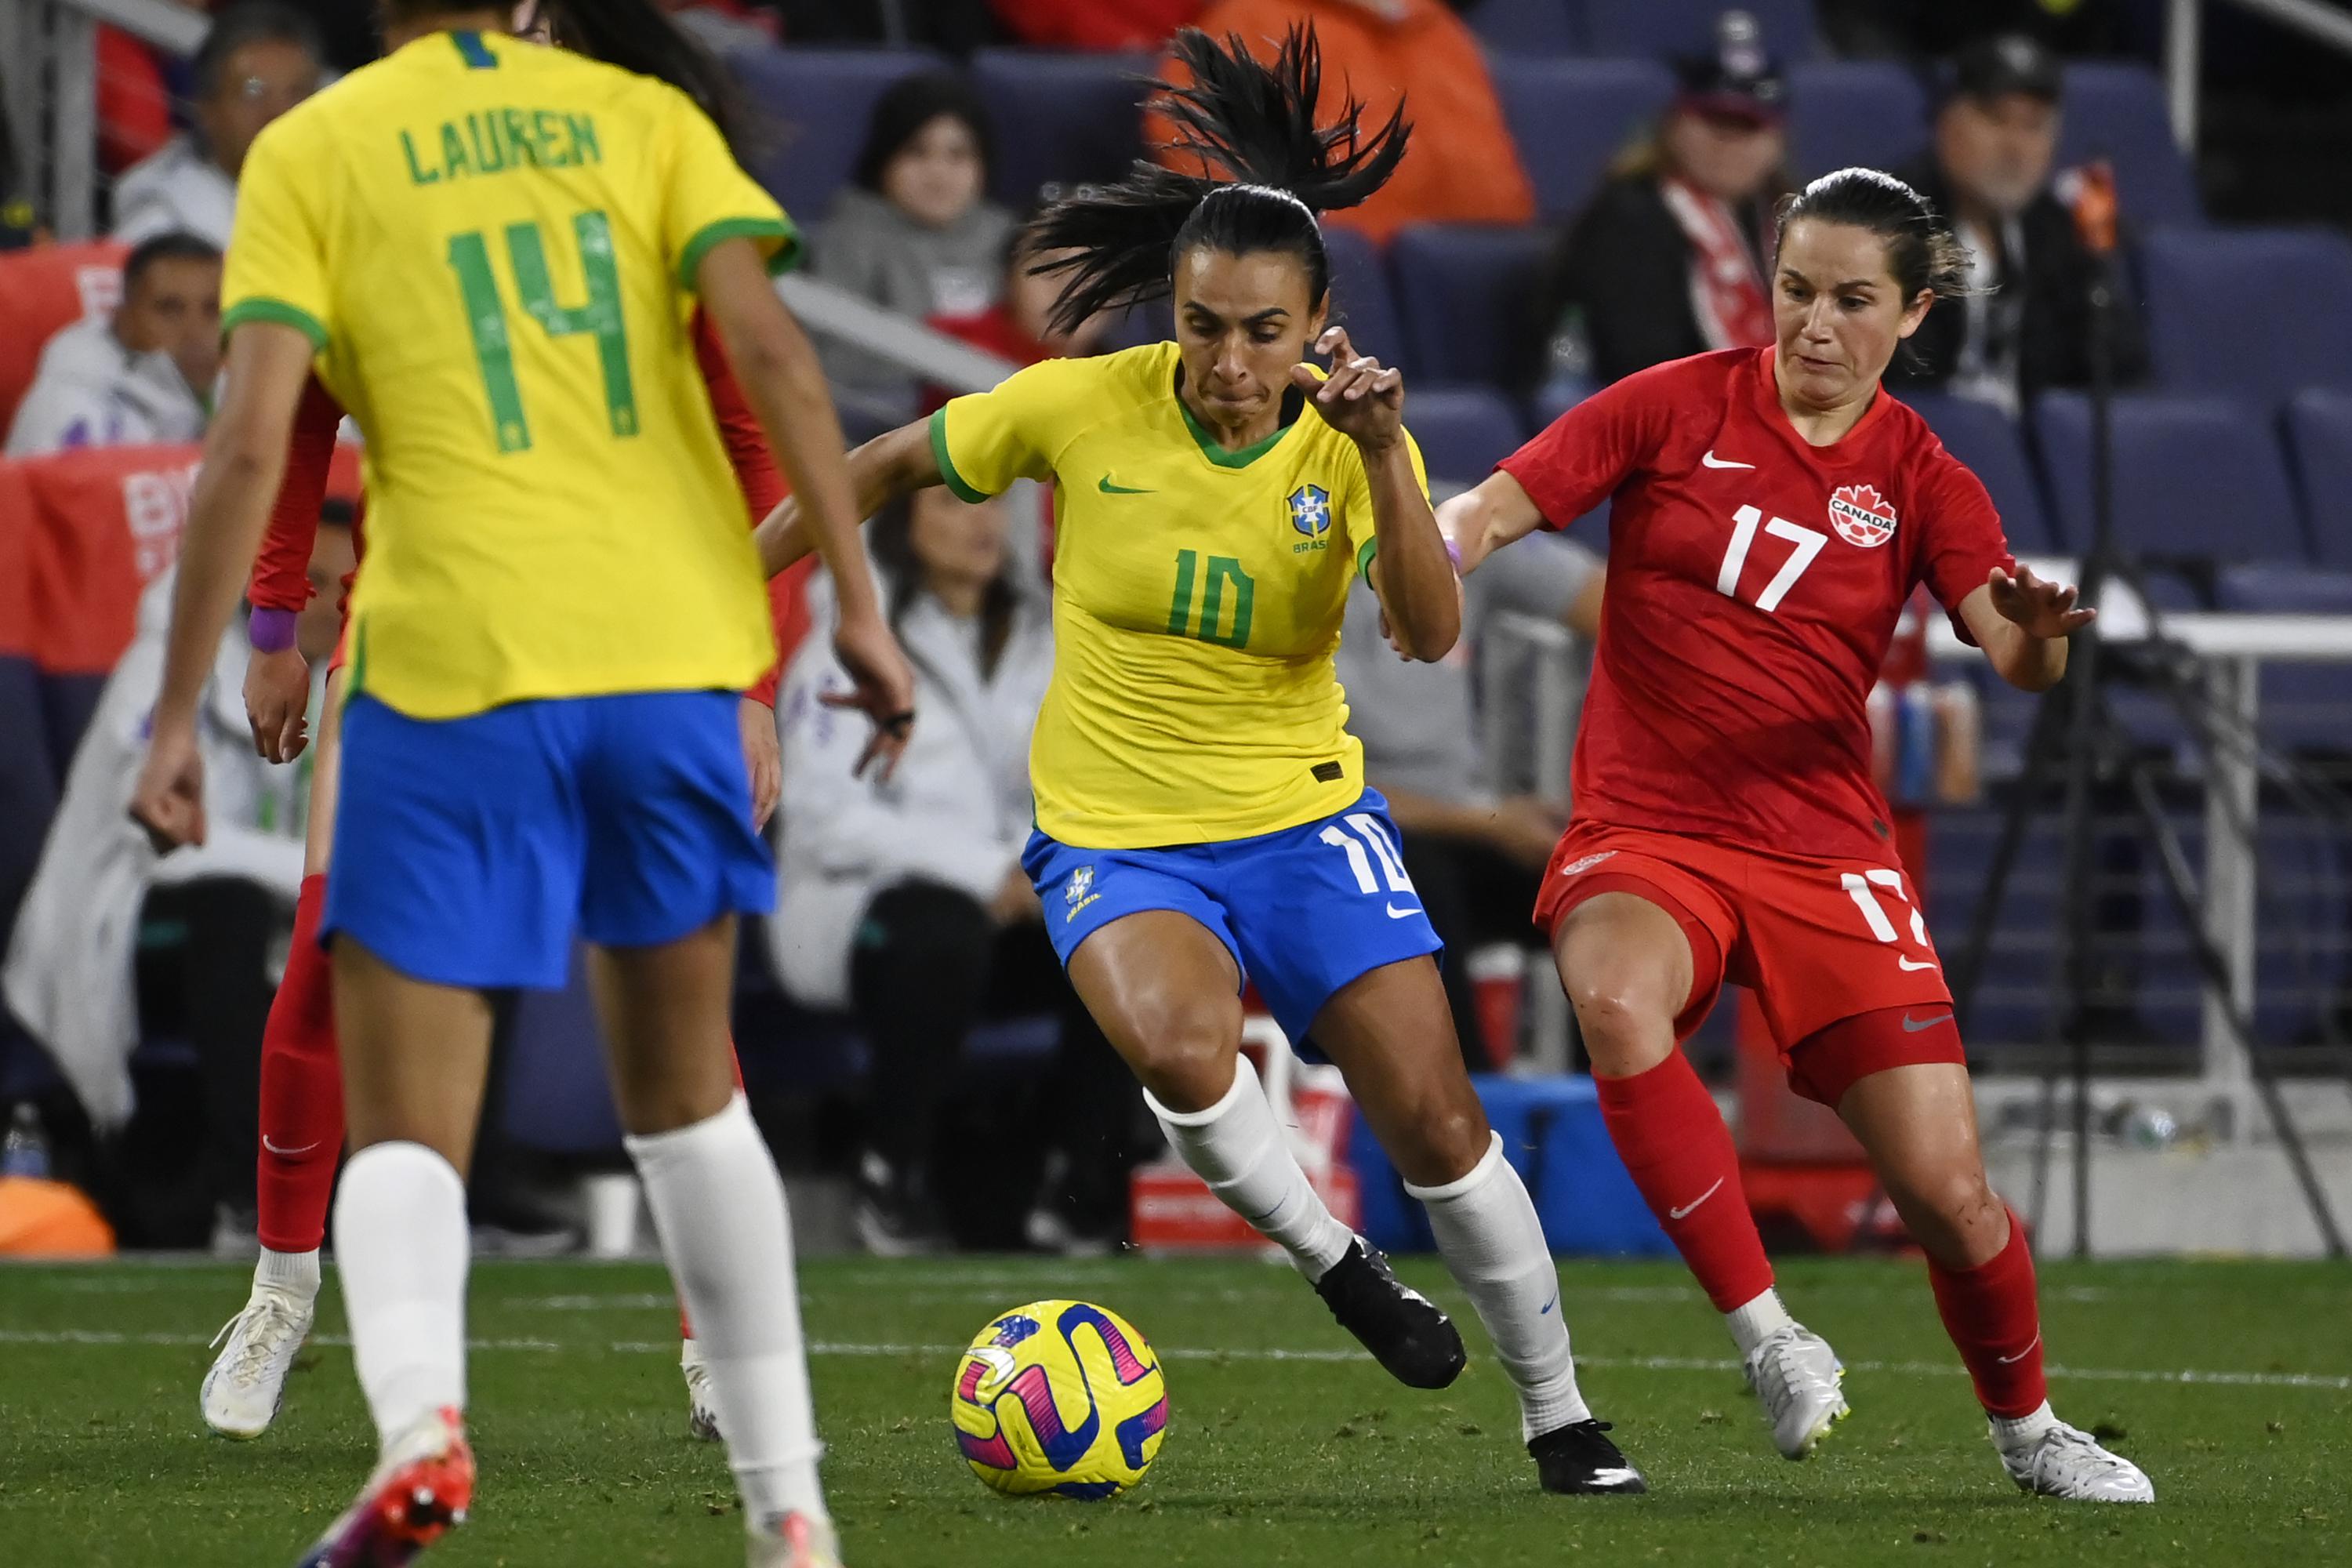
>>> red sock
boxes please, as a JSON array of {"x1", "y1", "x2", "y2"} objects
[
  {"x1": 255, "y1": 875, "x2": 345, "y2": 1255},
  {"x1": 1927, "y1": 1207, "x2": 2047, "y2": 1417},
  {"x1": 1595, "y1": 1051, "x2": 1774, "y2": 1312},
  {"x1": 677, "y1": 1036, "x2": 751, "y2": 1342}
]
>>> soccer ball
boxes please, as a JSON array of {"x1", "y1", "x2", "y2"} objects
[{"x1": 950, "y1": 1299, "x2": 1169, "y2": 1500}]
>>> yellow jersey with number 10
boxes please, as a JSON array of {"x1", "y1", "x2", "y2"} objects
[
  {"x1": 932, "y1": 341, "x2": 1428, "y2": 849},
  {"x1": 220, "y1": 27, "x2": 793, "y2": 720}
]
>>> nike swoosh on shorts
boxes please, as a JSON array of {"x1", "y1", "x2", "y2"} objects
[
  {"x1": 1668, "y1": 1176, "x2": 1725, "y2": 1220},
  {"x1": 1897, "y1": 956, "x2": 1940, "y2": 971},
  {"x1": 1385, "y1": 902, "x2": 1421, "y2": 919},
  {"x1": 1902, "y1": 1011, "x2": 1955, "y2": 1033},
  {"x1": 1700, "y1": 450, "x2": 1755, "y2": 469}
]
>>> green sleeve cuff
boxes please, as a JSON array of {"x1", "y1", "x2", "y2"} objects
[
  {"x1": 1356, "y1": 534, "x2": 1379, "y2": 586},
  {"x1": 677, "y1": 215, "x2": 799, "y2": 291},
  {"x1": 221, "y1": 297, "x2": 328, "y2": 353},
  {"x1": 929, "y1": 406, "x2": 990, "y2": 504}
]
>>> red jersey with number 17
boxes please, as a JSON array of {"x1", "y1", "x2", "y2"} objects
[{"x1": 1498, "y1": 347, "x2": 2013, "y2": 862}]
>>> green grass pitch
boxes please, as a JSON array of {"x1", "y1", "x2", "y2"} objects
[{"x1": 3, "y1": 1254, "x2": 2347, "y2": 1566}]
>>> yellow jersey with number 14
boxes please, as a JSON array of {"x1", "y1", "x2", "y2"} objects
[
  {"x1": 220, "y1": 27, "x2": 793, "y2": 720},
  {"x1": 932, "y1": 341, "x2": 1428, "y2": 849}
]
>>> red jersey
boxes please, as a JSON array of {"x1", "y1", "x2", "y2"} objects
[
  {"x1": 1499, "y1": 347, "x2": 2012, "y2": 862},
  {"x1": 246, "y1": 313, "x2": 811, "y2": 704}
]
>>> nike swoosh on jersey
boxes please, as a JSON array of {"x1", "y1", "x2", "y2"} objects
[
  {"x1": 1897, "y1": 956, "x2": 1940, "y2": 972},
  {"x1": 1385, "y1": 902, "x2": 1422, "y2": 919},
  {"x1": 1902, "y1": 1011, "x2": 1955, "y2": 1033},
  {"x1": 1995, "y1": 1330, "x2": 2042, "y2": 1365},
  {"x1": 1097, "y1": 475, "x2": 1152, "y2": 494},
  {"x1": 261, "y1": 1135, "x2": 321, "y2": 1157},
  {"x1": 1700, "y1": 450, "x2": 1755, "y2": 470},
  {"x1": 1668, "y1": 1176, "x2": 1725, "y2": 1220}
]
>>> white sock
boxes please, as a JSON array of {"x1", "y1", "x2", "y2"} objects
[
  {"x1": 331, "y1": 1142, "x2": 468, "y2": 1447},
  {"x1": 627, "y1": 1094, "x2": 826, "y2": 1529},
  {"x1": 254, "y1": 1245, "x2": 320, "y2": 1301},
  {"x1": 1145, "y1": 1054, "x2": 1353, "y2": 1280},
  {"x1": 1406, "y1": 1132, "x2": 1591, "y2": 1440},
  {"x1": 1989, "y1": 1399, "x2": 2059, "y2": 1454},
  {"x1": 1724, "y1": 1287, "x2": 1796, "y2": 1357}
]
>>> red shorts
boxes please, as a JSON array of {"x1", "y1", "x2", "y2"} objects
[{"x1": 1534, "y1": 820, "x2": 1963, "y2": 1104}]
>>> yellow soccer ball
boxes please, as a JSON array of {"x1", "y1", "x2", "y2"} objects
[{"x1": 949, "y1": 1299, "x2": 1169, "y2": 1499}]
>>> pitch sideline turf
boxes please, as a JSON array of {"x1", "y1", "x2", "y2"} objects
[{"x1": 2, "y1": 1254, "x2": 2347, "y2": 1566}]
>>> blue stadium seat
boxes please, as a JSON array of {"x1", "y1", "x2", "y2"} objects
[
  {"x1": 1462, "y1": 0, "x2": 1577, "y2": 53},
  {"x1": 2214, "y1": 564, "x2": 2352, "y2": 757},
  {"x1": 2033, "y1": 393, "x2": 2303, "y2": 561},
  {"x1": 1788, "y1": 60, "x2": 1928, "y2": 179},
  {"x1": 1898, "y1": 390, "x2": 2055, "y2": 553},
  {"x1": 1580, "y1": 0, "x2": 1822, "y2": 60},
  {"x1": 2143, "y1": 229, "x2": 2352, "y2": 405},
  {"x1": 2056, "y1": 64, "x2": 2201, "y2": 230},
  {"x1": 1487, "y1": 57, "x2": 1674, "y2": 224},
  {"x1": 1403, "y1": 387, "x2": 1526, "y2": 489},
  {"x1": 728, "y1": 47, "x2": 946, "y2": 226},
  {"x1": 1389, "y1": 224, "x2": 1555, "y2": 388},
  {"x1": 2285, "y1": 388, "x2": 2352, "y2": 569},
  {"x1": 499, "y1": 946, "x2": 626, "y2": 1156},
  {"x1": 1321, "y1": 227, "x2": 1404, "y2": 364},
  {"x1": 971, "y1": 49, "x2": 1152, "y2": 210}
]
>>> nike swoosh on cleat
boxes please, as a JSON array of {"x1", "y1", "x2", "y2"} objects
[
  {"x1": 1996, "y1": 1330, "x2": 2042, "y2": 1365},
  {"x1": 261, "y1": 1135, "x2": 321, "y2": 1156},
  {"x1": 1700, "y1": 450, "x2": 1755, "y2": 470},
  {"x1": 1097, "y1": 475, "x2": 1152, "y2": 494},
  {"x1": 1385, "y1": 902, "x2": 1422, "y2": 919},
  {"x1": 1901, "y1": 1011, "x2": 1955, "y2": 1033},
  {"x1": 1897, "y1": 956, "x2": 1940, "y2": 971},
  {"x1": 1668, "y1": 1177, "x2": 1725, "y2": 1220}
]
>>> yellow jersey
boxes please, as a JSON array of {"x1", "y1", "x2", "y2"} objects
[
  {"x1": 220, "y1": 27, "x2": 793, "y2": 719},
  {"x1": 933, "y1": 341, "x2": 1428, "y2": 848}
]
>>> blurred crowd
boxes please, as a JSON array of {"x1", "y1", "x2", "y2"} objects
[{"x1": 4, "y1": 0, "x2": 2332, "y2": 1258}]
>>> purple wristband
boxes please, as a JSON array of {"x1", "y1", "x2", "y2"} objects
[
  {"x1": 1444, "y1": 539, "x2": 1464, "y2": 574},
  {"x1": 249, "y1": 607, "x2": 299, "y2": 653}
]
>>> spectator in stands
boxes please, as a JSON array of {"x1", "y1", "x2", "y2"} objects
[
  {"x1": 1340, "y1": 534, "x2": 1605, "y2": 1069},
  {"x1": 771, "y1": 489, "x2": 1134, "y2": 1254},
  {"x1": 3, "y1": 513, "x2": 350, "y2": 1246},
  {"x1": 991, "y1": 0, "x2": 1198, "y2": 50},
  {"x1": 811, "y1": 72, "x2": 1018, "y2": 421},
  {"x1": 4, "y1": 233, "x2": 220, "y2": 458},
  {"x1": 1529, "y1": 12, "x2": 1789, "y2": 394},
  {"x1": 1144, "y1": 0, "x2": 1533, "y2": 246},
  {"x1": 111, "y1": 3, "x2": 322, "y2": 250},
  {"x1": 931, "y1": 235, "x2": 1116, "y2": 372},
  {"x1": 1891, "y1": 33, "x2": 2148, "y2": 413}
]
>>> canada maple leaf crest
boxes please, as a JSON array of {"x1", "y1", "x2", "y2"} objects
[{"x1": 1828, "y1": 482, "x2": 1898, "y2": 549}]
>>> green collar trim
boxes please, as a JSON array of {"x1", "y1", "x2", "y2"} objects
[{"x1": 1174, "y1": 372, "x2": 1299, "y2": 470}]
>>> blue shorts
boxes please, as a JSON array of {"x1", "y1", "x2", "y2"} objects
[
  {"x1": 325, "y1": 690, "x2": 774, "y2": 989},
  {"x1": 1022, "y1": 789, "x2": 1443, "y2": 1050}
]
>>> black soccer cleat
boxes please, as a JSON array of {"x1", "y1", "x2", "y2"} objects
[
  {"x1": 1529, "y1": 1419, "x2": 1649, "y2": 1495},
  {"x1": 1312, "y1": 1239, "x2": 1467, "y2": 1389}
]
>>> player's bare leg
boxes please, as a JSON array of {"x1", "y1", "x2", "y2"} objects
[
  {"x1": 1068, "y1": 912, "x2": 1464, "y2": 1388},
  {"x1": 1314, "y1": 958, "x2": 1644, "y2": 1494},
  {"x1": 1838, "y1": 1062, "x2": 2153, "y2": 1502},
  {"x1": 206, "y1": 670, "x2": 347, "y2": 1440},
  {"x1": 590, "y1": 916, "x2": 837, "y2": 1561},
  {"x1": 1555, "y1": 891, "x2": 1846, "y2": 1458},
  {"x1": 296, "y1": 938, "x2": 492, "y2": 1566}
]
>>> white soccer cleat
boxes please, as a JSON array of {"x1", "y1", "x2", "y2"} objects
[
  {"x1": 682, "y1": 1338, "x2": 722, "y2": 1442},
  {"x1": 201, "y1": 1283, "x2": 315, "y2": 1439},
  {"x1": 748, "y1": 1511, "x2": 843, "y2": 1568},
  {"x1": 1999, "y1": 1421, "x2": 2154, "y2": 1503},
  {"x1": 1743, "y1": 1323, "x2": 1849, "y2": 1459}
]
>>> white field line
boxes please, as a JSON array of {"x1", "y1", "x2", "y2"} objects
[{"x1": 2, "y1": 1328, "x2": 2346, "y2": 1392}]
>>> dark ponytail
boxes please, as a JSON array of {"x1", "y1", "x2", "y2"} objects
[
  {"x1": 1026, "y1": 26, "x2": 1410, "y2": 338},
  {"x1": 527, "y1": 0, "x2": 748, "y2": 157},
  {"x1": 1774, "y1": 166, "x2": 1972, "y2": 304}
]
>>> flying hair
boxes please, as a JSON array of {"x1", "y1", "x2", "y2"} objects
[{"x1": 1025, "y1": 26, "x2": 1411, "y2": 338}]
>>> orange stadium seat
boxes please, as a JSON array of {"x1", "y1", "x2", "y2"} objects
[{"x1": 0, "y1": 241, "x2": 131, "y2": 438}]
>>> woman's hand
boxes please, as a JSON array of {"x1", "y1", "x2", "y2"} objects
[
  {"x1": 1294, "y1": 325, "x2": 1404, "y2": 453},
  {"x1": 739, "y1": 696, "x2": 782, "y2": 831},
  {"x1": 1987, "y1": 563, "x2": 2096, "y2": 640},
  {"x1": 129, "y1": 717, "x2": 205, "y2": 853},
  {"x1": 244, "y1": 644, "x2": 312, "y2": 763},
  {"x1": 823, "y1": 606, "x2": 918, "y2": 780}
]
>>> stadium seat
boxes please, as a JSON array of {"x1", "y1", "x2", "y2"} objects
[
  {"x1": 1898, "y1": 390, "x2": 2056, "y2": 553},
  {"x1": 1486, "y1": 57, "x2": 1675, "y2": 225},
  {"x1": 2214, "y1": 563, "x2": 2352, "y2": 757},
  {"x1": 728, "y1": 47, "x2": 947, "y2": 226},
  {"x1": 0, "y1": 241, "x2": 126, "y2": 439},
  {"x1": 1787, "y1": 60, "x2": 1929, "y2": 180},
  {"x1": 2142, "y1": 229, "x2": 2352, "y2": 405},
  {"x1": 2033, "y1": 393, "x2": 2303, "y2": 562},
  {"x1": 971, "y1": 49, "x2": 1153, "y2": 210},
  {"x1": 2056, "y1": 64, "x2": 2202, "y2": 230},
  {"x1": 1389, "y1": 224, "x2": 1555, "y2": 389},
  {"x1": 1402, "y1": 387, "x2": 1526, "y2": 489},
  {"x1": 0, "y1": 463, "x2": 60, "y2": 1062},
  {"x1": 1579, "y1": 0, "x2": 1822, "y2": 60},
  {"x1": 1320, "y1": 228, "x2": 1403, "y2": 364},
  {"x1": 2285, "y1": 388, "x2": 2352, "y2": 570},
  {"x1": 1461, "y1": 0, "x2": 1577, "y2": 54},
  {"x1": 498, "y1": 946, "x2": 627, "y2": 1155}
]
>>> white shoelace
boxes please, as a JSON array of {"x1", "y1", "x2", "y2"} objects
[{"x1": 211, "y1": 1295, "x2": 303, "y2": 1385}]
